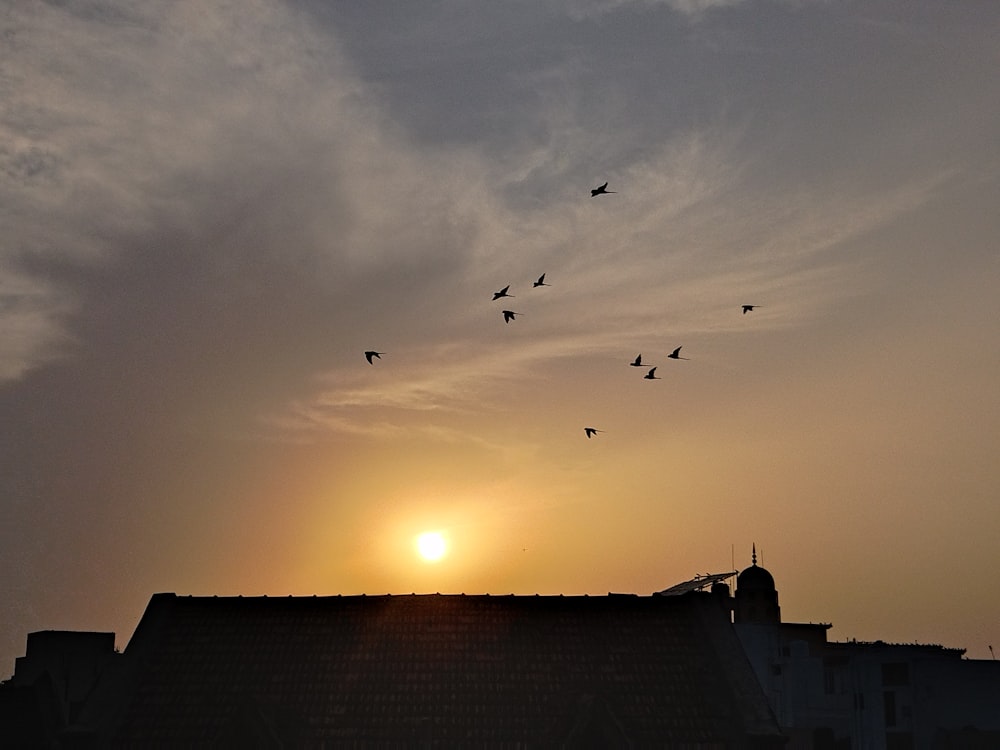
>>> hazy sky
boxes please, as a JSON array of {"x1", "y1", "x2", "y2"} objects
[{"x1": 2, "y1": 0, "x2": 998, "y2": 672}]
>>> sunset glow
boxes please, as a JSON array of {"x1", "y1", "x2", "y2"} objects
[{"x1": 416, "y1": 532, "x2": 448, "y2": 563}]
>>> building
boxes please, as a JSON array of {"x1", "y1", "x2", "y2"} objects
[
  {"x1": 3, "y1": 591, "x2": 785, "y2": 748},
  {"x1": 0, "y1": 631, "x2": 120, "y2": 748},
  {"x1": 7, "y1": 554, "x2": 995, "y2": 748},
  {"x1": 712, "y1": 549, "x2": 1000, "y2": 750}
]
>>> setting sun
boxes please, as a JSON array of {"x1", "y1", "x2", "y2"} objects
[{"x1": 415, "y1": 531, "x2": 448, "y2": 562}]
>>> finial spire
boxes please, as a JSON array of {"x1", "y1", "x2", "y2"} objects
[{"x1": 752, "y1": 543, "x2": 757, "y2": 566}]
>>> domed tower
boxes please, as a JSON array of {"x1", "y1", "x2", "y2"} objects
[{"x1": 734, "y1": 544, "x2": 781, "y2": 624}]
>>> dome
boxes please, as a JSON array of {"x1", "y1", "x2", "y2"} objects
[
  {"x1": 733, "y1": 544, "x2": 781, "y2": 624},
  {"x1": 733, "y1": 545, "x2": 781, "y2": 624},
  {"x1": 737, "y1": 563, "x2": 775, "y2": 592}
]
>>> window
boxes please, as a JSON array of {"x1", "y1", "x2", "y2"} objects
[
  {"x1": 883, "y1": 690, "x2": 896, "y2": 727},
  {"x1": 823, "y1": 667, "x2": 836, "y2": 694},
  {"x1": 881, "y1": 662, "x2": 910, "y2": 686}
]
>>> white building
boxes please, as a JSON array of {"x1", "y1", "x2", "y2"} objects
[{"x1": 693, "y1": 548, "x2": 1000, "y2": 749}]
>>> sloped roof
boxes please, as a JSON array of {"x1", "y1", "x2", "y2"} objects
[{"x1": 89, "y1": 591, "x2": 783, "y2": 748}]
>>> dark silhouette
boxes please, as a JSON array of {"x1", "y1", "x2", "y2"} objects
[
  {"x1": 493, "y1": 285, "x2": 514, "y2": 300},
  {"x1": 643, "y1": 367, "x2": 660, "y2": 380},
  {"x1": 364, "y1": 351, "x2": 383, "y2": 364},
  {"x1": 533, "y1": 273, "x2": 549, "y2": 288},
  {"x1": 2, "y1": 593, "x2": 784, "y2": 747},
  {"x1": 7, "y1": 576, "x2": 994, "y2": 748},
  {"x1": 667, "y1": 346, "x2": 689, "y2": 360},
  {"x1": 584, "y1": 427, "x2": 603, "y2": 438},
  {"x1": 629, "y1": 354, "x2": 646, "y2": 367},
  {"x1": 742, "y1": 305, "x2": 760, "y2": 314},
  {"x1": 591, "y1": 182, "x2": 616, "y2": 197},
  {"x1": 502, "y1": 310, "x2": 521, "y2": 323}
]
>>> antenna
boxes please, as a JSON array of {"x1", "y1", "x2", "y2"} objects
[{"x1": 990, "y1": 645, "x2": 995, "y2": 661}]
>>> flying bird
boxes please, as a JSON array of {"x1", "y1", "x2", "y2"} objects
[
  {"x1": 493, "y1": 285, "x2": 514, "y2": 300},
  {"x1": 591, "y1": 182, "x2": 616, "y2": 197},
  {"x1": 644, "y1": 367, "x2": 660, "y2": 380},
  {"x1": 502, "y1": 310, "x2": 521, "y2": 323},
  {"x1": 742, "y1": 305, "x2": 760, "y2": 314},
  {"x1": 364, "y1": 351, "x2": 383, "y2": 364},
  {"x1": 532, "y1": 273, "x2": 549, "y2": 288},
  {"x1": 584, "y1": 427, "x2": 604, "y2": 439},
  {"x1": 629, "y1": 354, "x2": 645, "y2": 367},
  {"x1": 667, "y1": 346, "x2": 689, "y2": 360}
]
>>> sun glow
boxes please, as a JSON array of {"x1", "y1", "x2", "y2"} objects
[{"x1": 415, "y1": 531, "x2": 448, "y2": 562}]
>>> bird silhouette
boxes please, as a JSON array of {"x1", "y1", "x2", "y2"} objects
[
  {"x1": 629, "y1": 354, "x2": 645, "y2": 367},
  {"x1": 742, "y1": 304, "x2": 760, "y2": 314},
  {"x1": 667, "y1": 346, "x2": 689, "y2": 360},
  {"x1": 591, "y1": 182, "x2": 616, "y2": 197},
  {"x1": 533, "y1": 273, "x2": 549, "y2": 288},
  {"x1": 364, "y1": 350, "x2": 383, "y2": 364},
  {"x1": 502, "y1": 310, "x2": 521, "y2": 323},
  {"x1": 493, "y1": 285, "x2": 514, "y2": 300},
  {"x1": 643, "y1": 367, "x2": 660, "y2": 380},
  {"x1": 584, "y1": 427, "x2": 604, "y2": 439}
]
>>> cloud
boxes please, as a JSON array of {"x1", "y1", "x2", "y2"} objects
[
  {"x1": 0, "y1": 0, "x2": 958, "y2": 441},
  {"x1": 264, "y1": 114, "x2": 957, "y2": 443},
  {"x1": 1, "y1": 0, "x2": 461, "y2": 387},
  {"x1": 560, "y1": 0, "x2": 746, "y2": 21}
]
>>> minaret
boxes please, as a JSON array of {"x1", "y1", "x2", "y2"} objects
[{"x1": 733, "y1": 544, "x2": 781, "y2": 624}]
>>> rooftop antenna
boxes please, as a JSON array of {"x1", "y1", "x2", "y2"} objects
[
  {"x1": 990, "y1": 645, "x2": 995, "y2": 661},
  {"x1": 752, "y1": 543, "x2": 757, "y2": 566}
]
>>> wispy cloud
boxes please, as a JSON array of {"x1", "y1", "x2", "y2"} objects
[
  {"x1": 560, "y1": 0, "x2": 746, "y2": 21},
  {"x1": 263, "y1": 119, "x2": 959, "y2": 442}
]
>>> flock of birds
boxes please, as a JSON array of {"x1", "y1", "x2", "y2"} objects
[{"x1": 364, "y1": 182, "x2": 761, "y2": 440}]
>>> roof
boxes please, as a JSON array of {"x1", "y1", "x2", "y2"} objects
[{"x1": 84, "y1": 591, "x2": 784, "y2": 748}]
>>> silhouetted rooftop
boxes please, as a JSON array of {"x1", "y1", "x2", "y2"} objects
[{"x1": 81, "y1": 591, "x2": 784, "y2": 747}]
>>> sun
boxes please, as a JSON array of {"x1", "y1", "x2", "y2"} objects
[{"x1": 415, "y1": 531, "x2": 448, "y2": 562}]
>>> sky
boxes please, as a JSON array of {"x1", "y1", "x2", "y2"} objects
[{"x1": 2, "y1": 0, "x2": 998, "y2": 673}]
